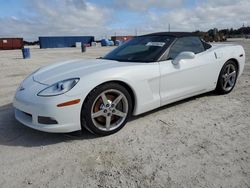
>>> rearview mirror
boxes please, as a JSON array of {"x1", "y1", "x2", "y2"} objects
[{"x1": 172, "y1": 51, "x2": 195, "y2": 65}]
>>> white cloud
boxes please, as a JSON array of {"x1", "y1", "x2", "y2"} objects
[
  {"x1": 0, "y1": 0, "x2": 111, "y2": 40},
  {"x1": 138, "y1": 0, "x2": 250, "y2": 34},
  {"x1": 0, "y1": 0, "x2": 249, "y2": 40},
  {"x1": 115, "y1": 0, "x2": 184, "y2": 11}
]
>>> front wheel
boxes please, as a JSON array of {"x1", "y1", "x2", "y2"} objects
[
  {"x1": 216, "y1": 60, "x2": 238, "y2": 94},
  {"x1": 81, "y1": 83, "x2": 132, "y2": 136}
]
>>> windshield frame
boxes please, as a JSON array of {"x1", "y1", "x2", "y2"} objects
[{"x1": 102, "y1": 35, "x2": 176, "y2": 63}]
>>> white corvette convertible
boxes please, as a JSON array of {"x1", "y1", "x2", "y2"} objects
[{"x1": 13, "y1": 32, "x2": 245, "y2": 135}]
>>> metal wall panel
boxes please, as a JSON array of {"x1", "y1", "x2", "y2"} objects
[
  {"x1": 0, "y1": 38, "x2": 23, "y2": 50},
  {"x1": 39, "y1": 36, "x2": 95, "y2": 49}
]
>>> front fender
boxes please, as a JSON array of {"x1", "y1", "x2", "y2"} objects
[{"x1": 66, "y1": 63, "x2": 161, "y2": 115}]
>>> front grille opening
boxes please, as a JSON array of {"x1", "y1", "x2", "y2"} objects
[{"x1": 38, "y1": 116, "x2": 58, "y2": 125}]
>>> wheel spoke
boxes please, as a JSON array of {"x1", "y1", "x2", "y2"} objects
[
  {"x1": 113, "y1": 110, "x2": 126, "y2": 117},
  {"x1": 228, "y1": 71, "x2": 236, "y2": 78},
  {"x1": 227, "y1": 65, "x2": 231, "y2": 74},
  {"x1": 101, "y1": 93, "x2": 109, "y2": 106},
  {"x1": 92, "y1": 110, "x2": 104, "y2": 118},
  {"x1": 113, "y1": 94, "x2": 123, "y2": 106},
  {"x1": 106, "y1": 116, "x2": 111, "y2": 130},
  {"x1": 223, "y1": 80, "x2": 228, "y2": 89}
]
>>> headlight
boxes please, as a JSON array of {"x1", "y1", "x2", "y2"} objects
[{"x1": 37, "y1": 78, "x2": 80, "y2": 97}]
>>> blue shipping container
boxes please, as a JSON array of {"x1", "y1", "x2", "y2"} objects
[{"x1": 39, "y1": 36, "x2": 95, "y2": 49}]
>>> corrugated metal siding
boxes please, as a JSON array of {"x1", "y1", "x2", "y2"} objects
[
  {"x1": 0, "y1": 38, "x2": 23, "y2": 50},
  {"x1": 39, "y1": 36, "x2": 95, "y2": 49}
]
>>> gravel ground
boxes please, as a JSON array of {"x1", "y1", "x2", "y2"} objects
[{"x1": 0, "y1": 40, "x2": 249, "y2": 188}]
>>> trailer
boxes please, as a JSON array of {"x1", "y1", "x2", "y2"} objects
[
  {"x1": 39, "y1": 36, "x2": 95, "y2": 49},
  {"x1": 0, "y1": 38, "x2": 23, "y2": 50}
]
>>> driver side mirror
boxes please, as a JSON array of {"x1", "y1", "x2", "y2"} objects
[{"x1": 172, "y1": 51, "x2": 195, "y2": 65}]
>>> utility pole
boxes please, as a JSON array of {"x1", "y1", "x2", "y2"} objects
[{"x1": 168, "y1": 23, "x2": 171, "y2": 32}]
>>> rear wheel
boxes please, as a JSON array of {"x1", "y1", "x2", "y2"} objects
[
  {"x1": 81, "y1": 83, "x2": 132, "y2": 136},
  {"x1": 216, "y1": 60, "x2": 238, "y2": 94}
]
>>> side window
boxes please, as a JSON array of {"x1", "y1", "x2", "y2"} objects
[{"x1": 168, "y1": 37, "x2": 205, "y2": 59}]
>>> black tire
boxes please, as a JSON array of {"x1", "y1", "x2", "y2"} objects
[
  {"x1": 81, "y1": 82, "x2": 132, "y2": 136},
  {"x1": 216, "y1": 60, "x2": 238, "y2": 94}
]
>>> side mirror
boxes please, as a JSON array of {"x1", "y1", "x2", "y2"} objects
[{"x1": 172, "y1": 51, "x2": 195, "y2": 65}]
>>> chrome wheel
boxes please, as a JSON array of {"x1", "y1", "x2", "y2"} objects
[
  {"x1": 222, "y1": 64, "x2": 237, "y2": 92},
  {"x1": 91, "y1": 89, "x2": 128, "y2": 131}
]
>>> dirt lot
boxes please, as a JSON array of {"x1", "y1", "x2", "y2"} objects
[{"x1": 0, "y1": 40, "x2": 249, "y2": 188}]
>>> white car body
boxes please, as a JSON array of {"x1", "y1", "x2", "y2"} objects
[{"x1": 13, "y1": 42, "x2": 245, "y2": 133}]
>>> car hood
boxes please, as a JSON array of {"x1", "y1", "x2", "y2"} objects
[{"x1": 33, "y1": 59, "x2": 124, "y2": 85}]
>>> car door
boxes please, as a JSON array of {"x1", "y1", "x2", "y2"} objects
[{"x1": 159, "y1": 36, "x2": 216, "y2": 106}]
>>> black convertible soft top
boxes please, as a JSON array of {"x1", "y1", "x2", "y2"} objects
[
  {"x1": 141, "y1": 32, "x2": 212, "y2": 50},
  {"x1": 141, "y1": 32, "x2": 198, "y2": 38}
]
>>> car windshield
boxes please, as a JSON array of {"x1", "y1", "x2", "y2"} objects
[{"x1": 103, "y1": 35, "x2": 175, "y2": 62}]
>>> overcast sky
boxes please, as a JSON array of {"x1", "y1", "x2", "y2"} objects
[{"x1": 0, "y1": 0, "x2": 249, "y2": 40}]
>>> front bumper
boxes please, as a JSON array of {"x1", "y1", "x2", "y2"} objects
[{"x1": 13, "y1": 77, "x2": 82, "y2": 133}]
